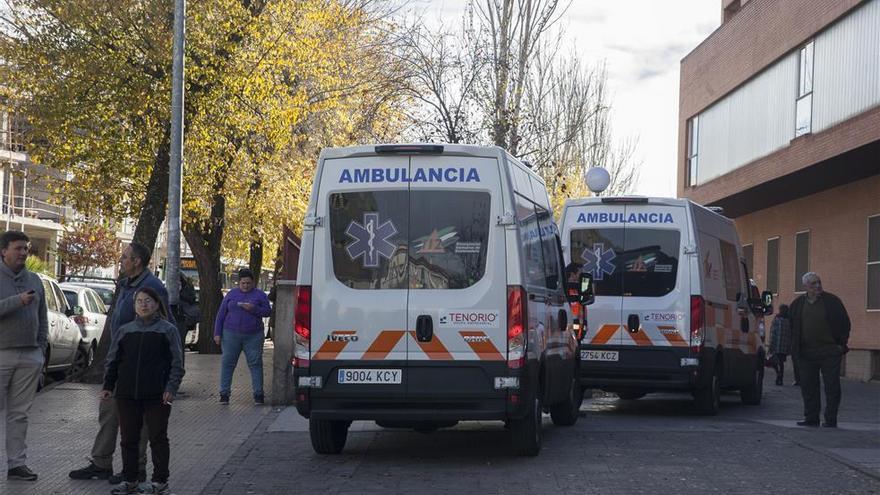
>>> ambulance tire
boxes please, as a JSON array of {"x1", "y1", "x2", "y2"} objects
[
  {"x1": 550, "y1": 378, "x2": 583, "y2": 426},
  {"x1": 694, "y1": 367, "x2": 721, "y2": 416},
  {"x1": 309, "y1": 418, "x2": 348, "y2": 454},
  {"x1": 511, "y1": 395, "x2": 543, "y2": 456},
  {"x1": 740, "y1": 359, "x2": 764, "y2": 406}
]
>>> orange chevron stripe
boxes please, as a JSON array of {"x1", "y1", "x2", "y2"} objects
[
  {"x1": 459, "y1": 331, "x2": 504, "y2": 361},
  {"x1": 590, "y1": 324, "x2": 620, "y2": 345},
  {"x1": 408, "y1": 331, "x2": 453, "y2": 360},
  {"x1": 362, "y1": 330, "x2": 405, "y2": 360},
  {"x1": 658, "y1": 326, "x2": 687, "y2": 347},
  {"x1": 626, "y1": 328, "x2": 653, "y2": 346},
  {"x1": 313, "y1": 340, "x2": 348, "y2": 360}
]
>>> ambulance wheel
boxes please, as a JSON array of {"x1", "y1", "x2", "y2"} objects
[
  {"x1": 694, "y1": 368, "x2": 721, "y2": 416},
  {"x1": 550, "y1": 378, "x2": 583, "y2": 426},
  {"x1": 617, "y1": 392, "x2": 646, "y2": 401},
  {"x1": 740, "y1": 359, "x2": 764, "y2": 406},
  {"x1": 511, "y1": 395, "x2": 543, "y2": 456},
  {"x1": 309, "y1": 418, "x2": 348, "y2": 454}
]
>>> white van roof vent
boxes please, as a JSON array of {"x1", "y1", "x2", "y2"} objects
[{"x1": 706, "y1": 206, "x2": 725, "y2": 215}]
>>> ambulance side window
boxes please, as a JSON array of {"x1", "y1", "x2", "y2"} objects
[
  {"x1": 719, "y1": 240, "x2": 741, "y2": 302},
  {"x1": 535, "y1": 206, "x2": 561, "y2": 290},
  {"x1": 515, "y1": 193, "x2": 547, "y2": 289}
]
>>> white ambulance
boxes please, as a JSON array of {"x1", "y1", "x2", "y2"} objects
[
  {"x1": 294, "y1": 144, "x2": 583, "y2": 455},
  {"x1": 560, "y1": 197, "x2": 772, "y2": 414}
]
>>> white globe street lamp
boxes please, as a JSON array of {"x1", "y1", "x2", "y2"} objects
[{"x1": 585, "y1": 167, "x2": 611, "y2": 194}]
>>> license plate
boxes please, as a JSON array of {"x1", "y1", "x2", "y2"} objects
[
  {"x1": 581, "y1": 350, "x2": 619, "y2": 362},
  {"x1": 337, "y1": 369, "x2": 402, "y2": 384}
]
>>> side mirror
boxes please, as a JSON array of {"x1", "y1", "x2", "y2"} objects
[
  {"x1": 579, "y1": 273, "x2": 595, "y2": 306},
  {"x1": 761, "y1": 291, "x2": 774, "y2": 315}
]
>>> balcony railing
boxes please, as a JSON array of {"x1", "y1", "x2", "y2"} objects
[{"x1": 2, "y1": 194, "x2": 66, "y2": 223}]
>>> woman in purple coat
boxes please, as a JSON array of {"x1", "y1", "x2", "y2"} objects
[{"x1": 214, "y1": 269, "x2": 271, "y2": 404}]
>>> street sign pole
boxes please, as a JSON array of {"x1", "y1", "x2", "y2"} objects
[{"x1": 167, "y1": 0, "x2": 185, "y2": 308}]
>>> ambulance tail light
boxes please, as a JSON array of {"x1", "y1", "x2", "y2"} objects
[
  {"x1": 293, "y1": 285, "x2": 311, "y2": 369},
  {"x1": 690, "y1": 295, "x2": 704, "y2": 353},
  {"x1": 507, "y1": 286, "x2": 527, "y2": 369}
]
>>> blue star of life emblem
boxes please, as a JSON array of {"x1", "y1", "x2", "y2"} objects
[
  {"x1": 345, "y1": 212, "x2": 398, "y2": 268},
  {"x1": 581, "y1": 243, "x2": 616, "y2": 281}
]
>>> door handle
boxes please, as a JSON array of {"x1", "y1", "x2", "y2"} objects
[
  {"x1": 416, "y1": 315, "x2": 433, "y2": 342},
  {"x1": 627, "y1": 314, "x2": 640, "y2": 333},
  {"x1": 529, "y1": 293, "x2": 549, "y2": 303}
]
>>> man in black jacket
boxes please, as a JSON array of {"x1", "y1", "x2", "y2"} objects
[{"x1": 790, "y1": 272, "x2": 851, "y2": 428}]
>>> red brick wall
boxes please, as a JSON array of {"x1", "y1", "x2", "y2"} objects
[
  {"x1": 677, "y1": 0, "x2": 866, "y2": 198},
  {"x1": 734, "y1": 175, "x2": 880, "y2": 351}
]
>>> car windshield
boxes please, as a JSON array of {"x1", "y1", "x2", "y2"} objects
[{"x1": 62, "y1": 290, "x2": 78, "y2": 310}]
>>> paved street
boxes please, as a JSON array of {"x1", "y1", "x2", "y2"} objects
[
  {"x1": 204, "y1": 379, "x2": 880, "y2": 495},
  {"x1": 3, "y1": 347, "x2": 879, "y2": 494}
]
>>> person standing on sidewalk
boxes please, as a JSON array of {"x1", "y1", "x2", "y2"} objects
[
  {"x1": 0, "y1": 231, "x2": 47, "y2": 482},
  {"x1": 214, "y1": 269, "x2": 271, "y2": 405},
  {"x1": 768, "y1": 304, "x2": 792, "y2": 386},
  {"x1": 70, "y1": 242, "x2": 175, "y2": 483},
  {"x1": 790, "y1": 272, "x2": 851, "y2": 428},
  {"x1": 102, "y1": 287, "x2": 184, "y2": 495}
]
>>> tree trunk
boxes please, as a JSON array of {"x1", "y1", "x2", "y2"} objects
[
  {"x1": 81, "y1": 126, "x2": 172, "y2": 383},
  {"x1": 184, "y1": 192, "x2": 226, "y2": 355},
  {"x1": 249, "y1": 236, "x2": 263, "y2": 284}
]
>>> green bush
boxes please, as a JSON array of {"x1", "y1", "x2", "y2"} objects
[{"x1": 25, "y1": 255, "x2": 53, "y2": 276}]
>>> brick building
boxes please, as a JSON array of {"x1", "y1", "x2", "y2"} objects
[{"x1": 678, "y1": 0, "x2": 880, "y2": 379}]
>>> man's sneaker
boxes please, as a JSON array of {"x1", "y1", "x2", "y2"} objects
[
  {"x1": 109, "y1": 471, "x2": 147, "y2": 485},
  {"x1": 219, "y1": 393, "x2": 229, "y2": 404},
  {"x1": 7, "y1": 465, "x2": 38, "y2": 481},
  {"x1": 254, "y1": 393, "x2": 265, "y2": 405},
  {"x1": 110, "y1": 481, "x2": 139, "y2": 494},
  {"x1": 69, "y1": 461, "x2": 112, "y2": 480},
  {"x1": 138, "y1": 481, "x2": 170, "y2": 494}
]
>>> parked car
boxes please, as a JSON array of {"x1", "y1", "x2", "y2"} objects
[
  {"x1": 61, "y1": 283, "x2": 106, "y2": 363},
  {"x1": 61, "y1": 276, "x2": 117, "y2": 307},
  {"x1": 38, "y1": 274, "x2": 92, "y2": 389}
]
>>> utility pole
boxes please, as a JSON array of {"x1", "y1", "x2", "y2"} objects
[{"x1": 166, "y1": 0, "x2": 185, "y2": 308}]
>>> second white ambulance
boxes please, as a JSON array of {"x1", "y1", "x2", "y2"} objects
[{"x1": 560, "y1": 197, "x2": 771, "y2": 414}]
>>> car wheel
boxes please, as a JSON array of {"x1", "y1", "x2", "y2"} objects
[
  {"x1": 511, "y1": 394, "x2": 543, "y2": 456},
  {"x1": 550, "y1": 378, "x2": 583, "y2": 426},
  {"x1": 740, "y1": 358, "x2": 764, "y2": 406},
  {"x1": 68, "y1": 343, "x2": 95, "y2": 380},
  {"x1": 309, "y1": 417, "x2": 348, "y2": 454},
  {"x1": 694, "y1": 366, "x2": 721, "y2": 416}
]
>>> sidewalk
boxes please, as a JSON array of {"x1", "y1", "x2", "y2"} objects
[{"x1": 1, "y1": 344, "x2": 275, "y2": 495}]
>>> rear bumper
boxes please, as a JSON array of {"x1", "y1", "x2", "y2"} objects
[
  {"x1": 577, "y1": 345, "x2": 701, "y2": 392},
  {"x1": 294, "y1": 360, "x2": 536, "y2": 421}
]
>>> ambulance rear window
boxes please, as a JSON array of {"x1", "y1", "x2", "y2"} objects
[
  {"x1": 329, "y1": 191, "x2": 490, "y2": 290},
  {"x1": 570, "y1": 228, "x2": 680, "y2": 297}
]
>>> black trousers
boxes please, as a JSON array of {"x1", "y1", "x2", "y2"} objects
[
  {"x1": 797, "y1": 352, "x2": 842, "y2": 423},
  {"x1": 116, "y1": 399, "x2": 171, "y2": 483}
]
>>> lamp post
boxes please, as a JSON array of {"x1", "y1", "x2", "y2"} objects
[{"x1": 166, "y1": 0, "x2": 186, "y2": 308}]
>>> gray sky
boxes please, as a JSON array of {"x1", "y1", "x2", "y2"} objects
[{"x1": 415, "y1": 0, "x2": 720, "y2": 196}]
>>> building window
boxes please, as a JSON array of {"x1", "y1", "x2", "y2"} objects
[
  {"x1": 795, "y1": 41, "x2": 814, "y2": 137},
  {"x1": 794, "y1": 231, "x2": 810, "y2": 292},
  {"x1": 767, "y1": 237, "x2": 779, "y2": 294},
  {"x1": 868, "y1": 215, "x2": 880, "y2": 310},
  {"x1": 687, "y1": 116, "x2": 699, "y2": 186},
  {"x1": 743, "y1": 244, "x2": 753, "y2": 278}
]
